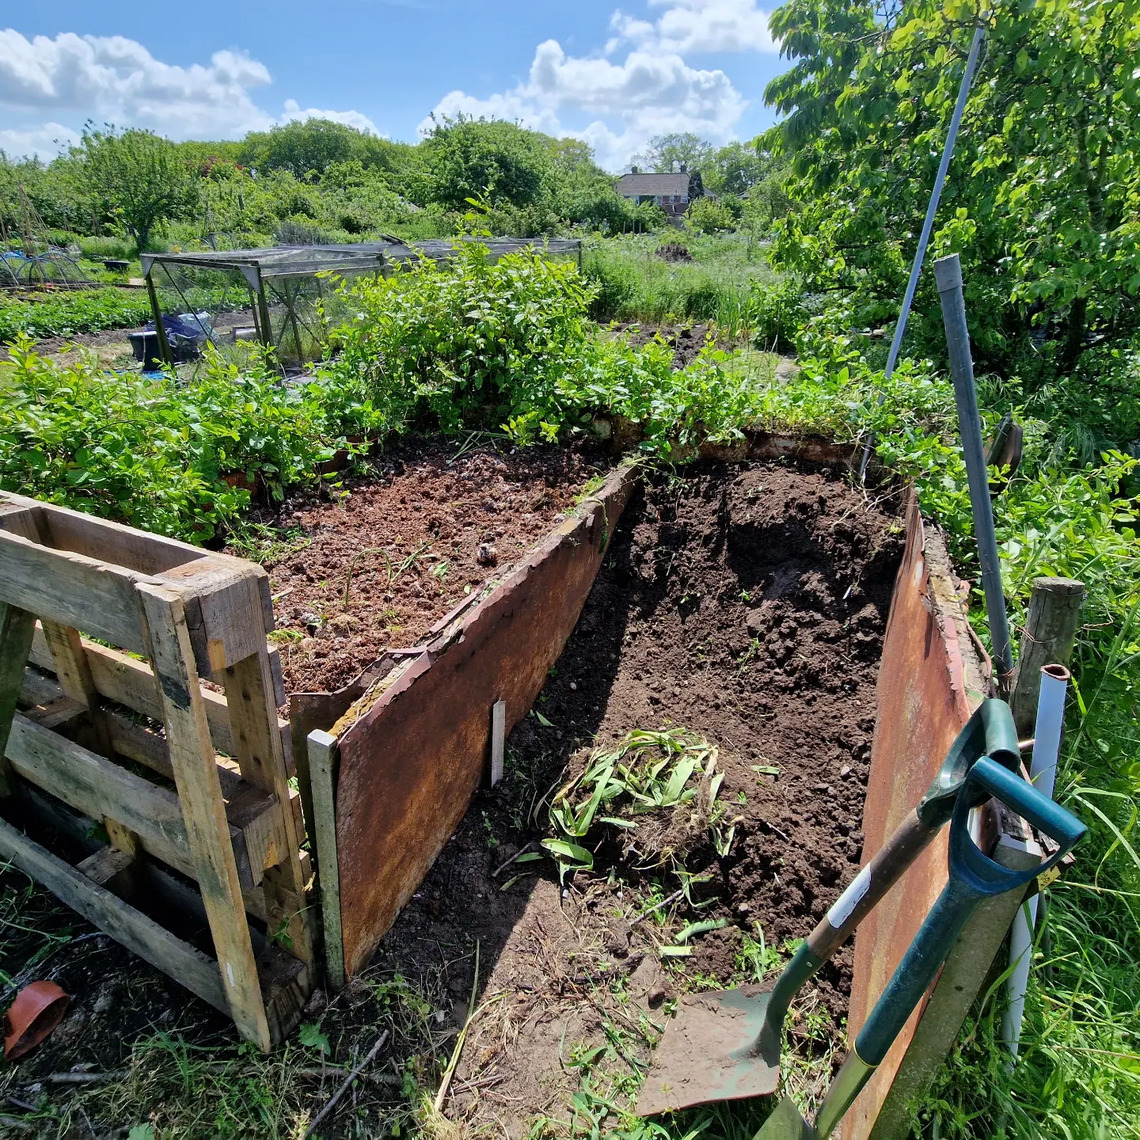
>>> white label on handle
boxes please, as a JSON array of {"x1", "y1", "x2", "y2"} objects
[{"x1": 827, "y1": 865, "x2": 872, "y2": 929}]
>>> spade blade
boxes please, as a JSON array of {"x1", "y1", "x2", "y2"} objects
[{"x1": 636, "y1": 985, "x2": 781, "y2": 1117}]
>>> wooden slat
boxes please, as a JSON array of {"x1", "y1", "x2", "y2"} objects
[
  {"x1": 4, "y1": 713, "x2": 262, "y2": 888},
  {"x1": 28, "y1": 627, "x2": 291, "y2": 761},
  {"x1": 28, "y1": 626, "x2": 236, "y2": 754},
  {"x1": 0, "y1": 529, "x2": 150, "y2": 654},
  {"x1": 0, "y1": 816, "x2": 228, "y2": 1015},
  {"x1": 18, "y1": 780, "x2": 311, "y2": 928},
  {"x1": 78, "y1": 846, "x2": 136, "y2": 889},
  {"x1": 17, "y1": 667, "x2": 306, "y2": 869},
  {"x1": 1, "y1": 490, "x2": 208, "y2": 576},
  {"x1": 222, "y1": 612, "x2": 312, "y2": 964},
  {"x1": 0, "y1": 601, "x2": 36, "y2": 797},
  {"x1": 138, "y1": 583, "x2": 270, "y2": 1050},
  {"x1": 308, "y1": 729, "x2": 344, "y2": 991}
]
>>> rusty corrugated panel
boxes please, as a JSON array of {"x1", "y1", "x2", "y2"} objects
[
  {"x1": 840, "y1": 491, "x2": 987, "y2": 1140},
  {"x1": 332, "y1": 464, "x2": 639, "y2": 977}
]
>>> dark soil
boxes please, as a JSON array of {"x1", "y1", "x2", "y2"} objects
[
  {"x1": 233, "y1": 437, "x2": 608, "y2": 694},
  {"x1": 616, "y1": 321, "x2": 717, "y2": 369},
  {"x1": 655, "y1": 242, "x2": 694, "y2": 263},
  {"x1": 374, "y1": 459, "x2": 904, "y2": 1135}
]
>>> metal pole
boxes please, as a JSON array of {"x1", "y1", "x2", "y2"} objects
[
  {"x1": 858, "y1": 21, "x2": 986, "y2": 480},
  {"x1": 1002, "y1": 663, "x2": 1070, "y2": 1060},
  {"x1": 935, "y1": 253, "x2": 1014, "y2": 688}
]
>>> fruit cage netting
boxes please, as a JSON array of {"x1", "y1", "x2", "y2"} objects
[{"x1": 141, "y1": 238, "x2": 582, "y2": 372}]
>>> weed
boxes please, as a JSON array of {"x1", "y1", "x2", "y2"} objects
[{"x1": 543, "y1": 728, "x2": 738, "y2": 890}]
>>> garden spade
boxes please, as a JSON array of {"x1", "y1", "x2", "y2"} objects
[
  {"x1": 752, "y1": 756, "x2": 1085, "y2": 1140},
  {"x1": 635, "y1": 700, "x2": 1020, "y2": 1117}
]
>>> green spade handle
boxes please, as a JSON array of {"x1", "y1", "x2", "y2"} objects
[
  {"x1": 811, "y1": 757, "x2": 1085, "y2": 1139},
  {"x1": 753, "y1": 700, "x2": 1020, "y2": 1059}
]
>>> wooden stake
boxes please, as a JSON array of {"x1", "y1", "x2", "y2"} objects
[
  {"x1": 1010, "y1": 577, "x2": 1085, "y2": 737},
  {"x1": 308, "y1": 729, "x2": 345, "y2": 991},
  {"x1": 222, "y1": 602, "x2": 313, "y2": 966},
  {"x1": 489, "y1": 699, "x2": 506, "y2": 786}
]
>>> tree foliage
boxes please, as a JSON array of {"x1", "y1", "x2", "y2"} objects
[
  {"x1": 764, "y1": 0, "x2": 1140, "y2": 375},
  {"x1": 632, "y1": 132, "x2": 715, "y2": 175},
  {"x1": 421, "y1": 116, "x2": 553, "y2": 210},
  {"x1": 237, "y1": 118, "x2": 409, "y2": 180},
  {"x1": 75, "y1": 127, "x2": 195, "y2": 251}
]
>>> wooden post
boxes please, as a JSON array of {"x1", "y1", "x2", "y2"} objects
[
  {"x1": 1010, "y1": 578, "x2": 1085, "y2": 737},
  {"x1": 138, "y1": 583, "x2": 271, "y2": 1050},
  {"x1": 222, "y1": 623, "x2": 314, "y2": 966},
  {"x1": 307, "y1": 730, "x2": 345, "y2": 991},
  {"x1": 0, "y1": 602, "x2": 36, "y2": 798}
]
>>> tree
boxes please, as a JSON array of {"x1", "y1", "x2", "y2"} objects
[
  {"x1": 705, "y1": 142, "x2": 764, "y2": 195},
  {"x1": 763, "y1": 0, "x2": 1140, "y2": 374},
  {"x1": 76, "y1": 127, "x2": 194, "y2": 251},
  {"x1": 631, "y1": 133, "x2": 715, "y2": 174},
  {"x1": 421, "y1": 116, "x2": 553, "y2": 210},
  {"x1": 238, "y1": 119, "x2": 404, "y2": 180}
]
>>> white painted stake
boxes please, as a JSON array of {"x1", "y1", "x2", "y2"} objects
[
  {"x1": 1002, "y1": 664, "x2": 1070, "y2": 1060},
  {"x1": 490, "y1": 700, "x2": 506, "y2": 786}
]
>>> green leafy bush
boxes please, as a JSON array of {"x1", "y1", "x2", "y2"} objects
[
  {"x1": 0, "y1": 339, "x2": 337, "y2": 540},
  {"x1": 321, "y1": 241, "x2": 596, "y2": 434},
  {"x1": 0, "y1": 288, "x2": 154, "y2": 342}
]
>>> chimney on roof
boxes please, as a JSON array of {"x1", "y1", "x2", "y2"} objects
[
  {"x1": 631, "y1": 165, "x2": 639, "y2": 174},
  {"x1": 679, "y1": 163, "x2": 687, "y2": 173}
]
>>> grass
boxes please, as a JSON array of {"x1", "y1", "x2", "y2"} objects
[{"x1": 583, "y1": 233, "x2": 777, "y2": 334}]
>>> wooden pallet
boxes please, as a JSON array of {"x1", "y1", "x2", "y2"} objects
[{"x1": 0, "y1": 492, "x2": 312, "y2": 1049}]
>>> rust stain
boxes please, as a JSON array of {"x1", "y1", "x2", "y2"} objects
[
  {"x1": 332, "y1": 464, "x2": 639, "y2": 976},
  {"x1": 840, "y1": 491, "x2": 985, "y2": 1140}
]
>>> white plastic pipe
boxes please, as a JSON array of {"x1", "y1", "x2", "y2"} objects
[{"x1": 1002, "y1": 664, "x2": 1071, "y2": 1058}]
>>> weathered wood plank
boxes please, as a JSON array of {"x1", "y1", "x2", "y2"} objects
[
  {"x1": 0, "y1": 490, "x2": 208, "y2": 576},
  {"x1": 0, "y1": 529, "x2": 153, "y2": 654},
  {"x1": 4, "y1": 713, "x2": 264, "y2": 887},
  {"x1": 308, "y1": 730, "x2": 344, "y2": 991},
  {"x1": 138, "y1": 583, "x2": 270, "y2": 1050},
  {"x1": 77, "y1": 846, "x2": 136, "y2": 890},
  {"x1": 0, "y1": 816, "x2": 228, "y2": 1015},
  {"x1": 0, "y1": 601, "x2": 36, "y2": 797},
  {"x1": 222, "y1": 621, "x2": 313, "y2": 966},
  {"x1": 17, "y1": 665, "x2": 305, "y2": 865},
  {"x1": 28, "y1": 626, "x2": 236, "y2": 754},
  {"x1": 28, "y1": 626, "x2": 290, "y2": 762}
]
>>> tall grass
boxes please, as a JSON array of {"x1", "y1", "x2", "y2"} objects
[{"x1": 583, "y1": 232, "x2": 776, "y2": 334}]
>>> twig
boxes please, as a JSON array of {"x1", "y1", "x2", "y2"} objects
[
  {"x1": 629, "y1": 888, "x2": 684, "y2": 926},
  {"x1": 39, "y1": 1071, "x2": 129, "y2": 1085},
  {"x1": 493, "y1": 842, "x2": 538, "y2": 877},
  {"x1": 302, "y1": 1030, "x2": 390, "y2": 1139}
]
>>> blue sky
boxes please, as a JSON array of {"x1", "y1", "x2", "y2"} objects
[{"x1": 1, "y1": 1, "x2": 792, "y2": 171}]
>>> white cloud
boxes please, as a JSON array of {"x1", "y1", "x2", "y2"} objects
[
  {"x1": 0, "y1": 30, "x2": 379, "y2": 157},
  {"x1": 0, "y1": 121, "x2": 79, "y2": 160},
  {"x1": 424, "y1": 18, "x2": 750, "y2": 172},
  {"x1": 610, "y1": 0, "x2": 778, "y2": 56}
]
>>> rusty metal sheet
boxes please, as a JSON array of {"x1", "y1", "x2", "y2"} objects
[
  {"x1": 840, "y1": 492, "x2": 987, "y2": 1140},
  {"x1": 332, "y1": 464, "x2": 639, "y2": 977}
]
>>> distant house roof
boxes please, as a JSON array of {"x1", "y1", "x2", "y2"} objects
[{"x1": 615, "y1": 171, "x2": 692, "y2": 197}]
